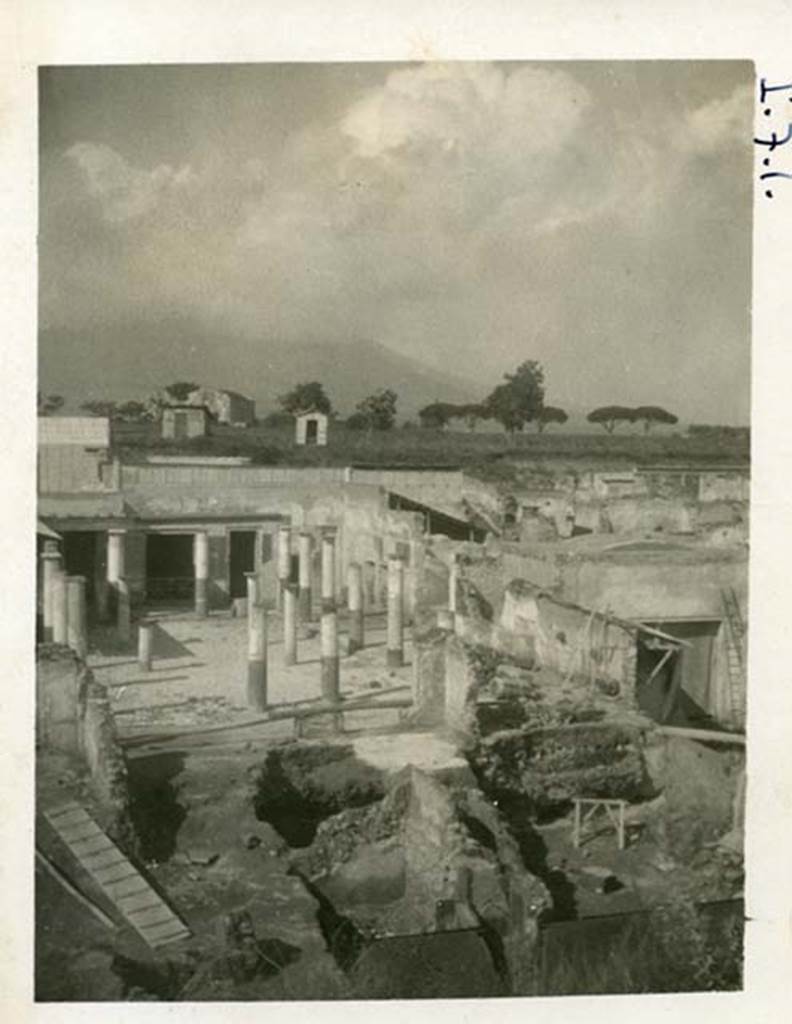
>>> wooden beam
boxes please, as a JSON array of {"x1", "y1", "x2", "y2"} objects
[{"x1": 656, "y1": 725, "x2": 746, "y2": 746}]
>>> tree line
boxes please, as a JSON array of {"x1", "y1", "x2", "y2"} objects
[
  {"x1": 418, "y1": 363, "x2": 678, "y2": 435},
  {"x1": 39, "y1": 366, "x2": 678, "y2": 436}
]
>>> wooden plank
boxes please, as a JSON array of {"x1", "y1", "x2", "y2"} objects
[
  {"x1": 46, "y1": 802, "x2": 83, "y2": 819},
  {"x1": 128, "y1": 905, "x2": 176, "y2": 928},
  {"x1": 82, "y1": 848, "x2": 127, "y2": 872},
  {"x1": 141, "y1": 919, "x2": 190, "y2": 945},
  {"x1": 118, "y1": 891, "x2": 163, "y2": 914},
  {"x1": 44, "y1": 802, "x2": 190, "y2": 949},
  {"x1": 70, "y1": 834, "x2": 115, "y2": 856},
  {"x1": 656, "y1": 725, "x2": 745, "y2": 746},
  {"x1": 47, "y1": 808, "x2": 89, "y2": 828},
  {"x1": 92, "y1": 862, "x2": 139, "y2": 884},
  {"x1": 59, "y1": 822, "x2": 102, "y2": 843},
  {"x1": 105, "y1": 875, "x2": 150, "y2": 899}
]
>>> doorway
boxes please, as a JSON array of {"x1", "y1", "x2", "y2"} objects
[
  {"x1": 173, "y1": 411, "x2": 188, "y2": 440},
  {"x1": 145, "y1": 533, "x2": 194, "y2": 605},
  {"x1": 637, "y1": 638, "x2": 681, "y2": 724},
  {"x1": 61, "y1": 531, "x2": 98, "y2": 611},
  {"x1": 229, "y1": 530, "x2": 257, "y2": 599},
  {"x1": 305, "y1": 418, "x2": 318, "y2": 445},
  {"x1": 637, "y1": 620, "x2": 720, "y2": 727}
]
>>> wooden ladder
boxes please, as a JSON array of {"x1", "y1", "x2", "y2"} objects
[
  {"x1": 721, "y1": 587, "x2": 746, "y2": 727},
  {"x1": 43, "y1": 802, "x2": 190, "y2": 949}
]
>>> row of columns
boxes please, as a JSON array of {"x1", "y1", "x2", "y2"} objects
[
  {"x1": 40, "y1": 542, "x2": 87, "y2": 659},
  {"x1": 98, "y1": 527, "x2": 212, "y2": 620},
  {"x1": 277, "y1": 525, "x2": 399, "y2": 621},
  {"x1": 245, "y1": 526, "x2": 407, "y2": 711}
]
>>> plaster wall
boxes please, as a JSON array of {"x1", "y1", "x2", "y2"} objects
[
  {"x1": 500, "y1": 583, "x2": 636, "y2": 695},
  {"x1": 565, "y1": 556, "x2": 747, "y2": 621}
]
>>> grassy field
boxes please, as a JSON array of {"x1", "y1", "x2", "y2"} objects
[{"x1": 112, "y1": 420, "x2": 750, "y2": 477}]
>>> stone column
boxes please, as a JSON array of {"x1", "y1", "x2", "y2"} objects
[
  {"x1": 51, "y1": 570, "x2": 68, "y2": 645},
  {"x1": 138, "y1": 619, "x2": 153, "y2": 672},
  {"x1": 363, "y1": 560, "x2": 376, "y2": 610},
  {"x1": 107, "y1": 529, "x2": 126, "y2": 587},
  {"x1": 386, "y1": 557, "x2": 405, "y2": 668},
  {"x1": 319, "y1": 530, "x2": 339, "y2": 700},
  {"x1": 41, "y1": 542, "x2": 62, "y2": 642},
  {"x1": 373, "y1": 536, "x2": 384, "y2": 610},
  {"x1": 246, "y1": 573, "x2": 268, "y2": 711},
  {"x1": 117, "y1": 578, "x2": 132, "y2": 642},
  {"x1": 276, "y1": 525, "x2": 291, "y2": 610},
  {"x1": 283, "y1": 582, "x2": 298, "y2": 666},
  {"x1": 106, "y1": 528, "x2": 125, "y2": 618},
  {"x1": 66, "y1": 575, "x2": 87, "y2": 660},
  {"x1": 297, "y1": 531, "x2": 313, "y2": 621},
  {"x1": 346, "y1": 562, "x2": 364, "y2": 655},
  {"x1": 194, "y1": 530, "x2": 209, "y2": 617},
  {"x1": 92, "y1": 532, "x2": 108, "y2": 622},
  {"x1": 321, "y1": 606, "x2": 340, "y2": 704},
  {"x1": 449, "y1": 555, "x2": 459, "y2": 613},
  {"x1": 320, "y1": 530, "x2": 336, "y2": 613}
]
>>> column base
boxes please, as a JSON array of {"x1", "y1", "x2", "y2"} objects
[
  {"x1": 195, "y1": 578, "x2": 208, "y2": 617},
  {"x1": 387, "y1": 648, "x2": 404, "y2": 669},
  {"x1": 247, "y1": 659, "x2": 268, "y2": 711},
  {"x1": 348, "y1": 612, "x2": 364, "y2": 655},
  {"x1": 321, "y1": 656, "x2": 340, "y2": 703}
]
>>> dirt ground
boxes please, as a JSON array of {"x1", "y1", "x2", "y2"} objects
[
  {"x1": 89, "y1": 607, "x2": 414, "y2": 742},
  {"x1": 35, "y1": 608, "x2": 742, "y2": 1000},
  {"x1": 35, "y1": 608, "x2": 473, "y2": 1000}
]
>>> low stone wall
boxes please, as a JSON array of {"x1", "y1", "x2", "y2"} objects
[
  {"x1": 411, "y1": 626, "x2": 448, "y2": 726},
  {"x1": 36, "y1": 645, "x2": 86, "y2": 755},
  {"x1": 37, "y1": 644, "x2": 136, "y2": 851}
]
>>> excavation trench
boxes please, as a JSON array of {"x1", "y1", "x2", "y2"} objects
[{"x1": 249, "y1": 741, "x2": 538, "y2": 996}]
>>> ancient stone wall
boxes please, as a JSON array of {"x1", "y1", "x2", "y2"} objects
[
  {"x1": 36, "y1": 645, "x2": 136, "y2": 851},
  {"x1": 500, "y1": 582, "x2": 637, "y2": 698}
]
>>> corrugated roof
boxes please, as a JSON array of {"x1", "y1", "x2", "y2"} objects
[{"x1": 38, "y1": 417, "x2": 110, "y2": 447}]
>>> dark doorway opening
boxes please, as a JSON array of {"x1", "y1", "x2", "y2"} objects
[
  {"x1": 173, "y1": 411, "x2": 188, "y2": 440},
  {"x1": 305, "y1": 418, "x2": 318, "y2": 445},
  {"x1": 146, "y1": 533, "x2": 194, "y2": 605},
  {"x1": 61, "y1": 531, "x2": 98, "y2": 610},
  {"x1": 229, "y1": 530, "x2": 256, "y2": 599},
  {"x1": 637, "y1": 640, "x2": 680, "y2": 724},
  {"x1": 637, "y1": 620, "x2": 721, "y2": 727}
]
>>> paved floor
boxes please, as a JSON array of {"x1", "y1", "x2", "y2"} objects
[{"x1": 88, "y1": 608, "x2": 414, "y2": 744}]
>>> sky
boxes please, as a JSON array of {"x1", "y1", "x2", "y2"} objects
[{"x1": 39, "y1": 61, "x2": 753, "y2": 423}]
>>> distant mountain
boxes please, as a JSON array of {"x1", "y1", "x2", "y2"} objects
[{"x1": 38, "y1": 317, "x2": 480, "y2": 421}]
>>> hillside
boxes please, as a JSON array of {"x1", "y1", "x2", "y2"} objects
[{"x1": 38, "y1": 318, "x2": 480, "y2": 420}]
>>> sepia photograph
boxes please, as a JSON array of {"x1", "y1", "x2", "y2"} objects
[{"x1": 34, "y1": 58, "x2": 751, "y2": 1001}]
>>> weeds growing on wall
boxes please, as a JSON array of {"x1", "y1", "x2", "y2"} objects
[{"x1": 470, "y1": 722, "x2": 650, "y2": 813}]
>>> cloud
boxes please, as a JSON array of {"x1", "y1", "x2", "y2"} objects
[
  {"x1": 341, "y1": 62, "x2": 590, "y2": 164},
  {"x1": 66, "y1": 142, "x2": 196, "y2": 223},
  {"x1": 678, "y1": 83, "x2": 754, "y2": 153},
  {"x1": 41, "y1": 63, "x2": 753, "y2": 423}
]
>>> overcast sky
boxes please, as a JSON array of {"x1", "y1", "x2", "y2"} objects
[{"x1": 39, "y1": 61, "x2": 753, "y2": 423}]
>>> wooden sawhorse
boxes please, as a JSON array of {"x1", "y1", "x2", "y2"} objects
[{"x1": 572, "y1": 797, "x2": 627, "y2": 851}]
